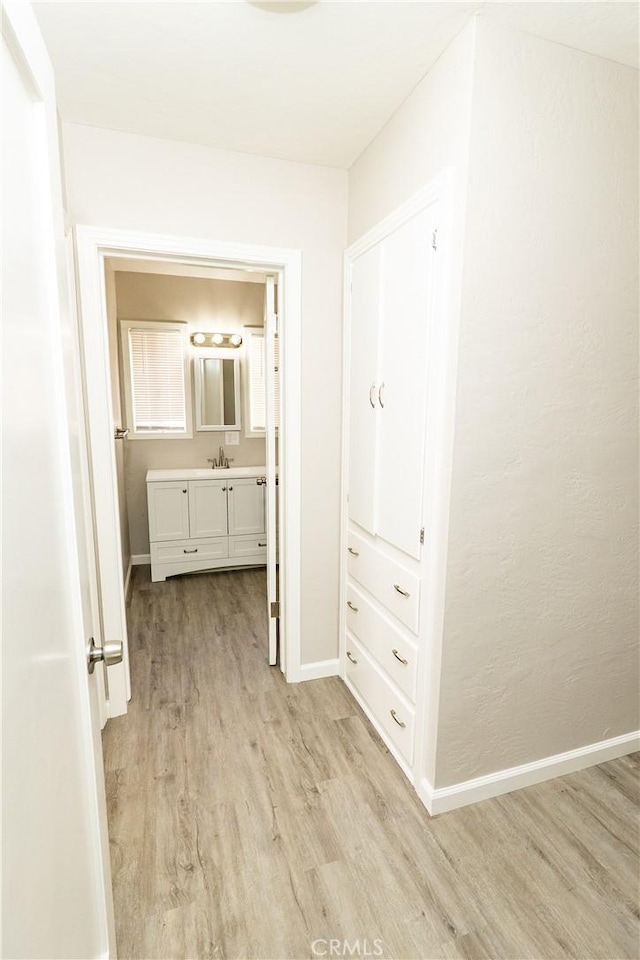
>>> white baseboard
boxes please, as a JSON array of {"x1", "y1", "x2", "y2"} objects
[
  {"x1": 131, "y1": 553, "x2": 151, "y2": 565},
  {"x1": 296, "y1": 658, "x2": 340, "y2": 682},
  {"x1": 420, "y1": 730, "x2": 640, "y2": 815},
  {"x1": 123, "y1": 557, "x2": 133, "y2": 600}
]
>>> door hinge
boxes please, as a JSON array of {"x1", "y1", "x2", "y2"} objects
[
  {"x1": 432, "y1": 229, "x2": 438, "y2": 252},
  {"x1": 270, "y1": 601, "x2": 281, "y2": 619},
  {"x1": 419, "y1": 527, "x2": 425, "y2": 545}
]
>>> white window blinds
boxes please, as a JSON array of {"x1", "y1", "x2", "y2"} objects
[
  {"x1": 121, "y1": 321, "x2": 191, "y2": 436},
  {"x1": 247, "y1": 331, "x2": 279, "y2": 433}
]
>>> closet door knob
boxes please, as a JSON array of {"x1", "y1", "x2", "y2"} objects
[
  {"x1": 222, "y1": 486, "x2": 226, "y2": 492},
  {"x1": 390, "y1": 709, "x2": 406, "y2": 728},
  {"x1": 392, "y1": 649, "x2": 408, "y2": 665},
  {"x1": 378, "y1": 382, "x2": 385, "y2": 408},
  {"x1": 346, "y1": 651, "x2": 358, "y2": 664},
  {"x1": 347, "y1": 547, "x2": 359, "y2": 557},
  {"x1": 347, "y1": 600, "x2": 358, "y2": 612},
  {"x1": 369, "y1": 383, "x2": 376, "y2": 408},
  {"x1": 393, "y1": 583, "x2": 410, "y2": 598},
  {"x1": 182, "y1": 489, "x2": 187, "y2": 494}
]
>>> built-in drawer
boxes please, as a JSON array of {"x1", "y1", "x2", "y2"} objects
[
  {"x1": 346, "y1": 581, "x2": 418, "y2": 702},
  {"x1": 345, "y1": 634, "x2": 415, "y2": 765},
  {"x1": 150, "y1": 537, "x2": 228, "y2": 564},
  {"x1": 229, "y1": 535, "x2": 268, "y2": 559},
  {"x1": 346, "y1": 530, "x2": 420, "y2": 633}
]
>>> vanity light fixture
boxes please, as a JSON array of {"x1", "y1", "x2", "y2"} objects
[{"x1": 190, "y1": 332, "x2": 243, "y2": 348}]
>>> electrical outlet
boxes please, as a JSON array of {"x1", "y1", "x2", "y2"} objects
[{"x1": 225, "y1": 431, "x2": 240, "y2": 445}]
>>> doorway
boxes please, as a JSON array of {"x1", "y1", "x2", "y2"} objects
[{"x1": 74, "y1": 226, "x2": 302, "y2": 722}]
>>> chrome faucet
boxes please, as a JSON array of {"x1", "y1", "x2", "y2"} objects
[{"x1": 207, "y1": 445, "x2": 234, "y2": 469}]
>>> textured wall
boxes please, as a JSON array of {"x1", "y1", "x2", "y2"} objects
[{"x1": 436, "y1": 18, "x2": 639, "y2": 785}]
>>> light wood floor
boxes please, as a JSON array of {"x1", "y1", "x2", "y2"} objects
[{"x1": 104, "y1": 566, "x2": 639, "y2": 960}]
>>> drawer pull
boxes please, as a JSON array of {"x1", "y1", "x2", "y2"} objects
[
  {"x1": 258, "y1": 542, "x2": 267, "y2": 547},
  {"x1": 393, "y1": 583, "x2": 410, "y2": 598},
  {"x1": 347, "y1": 600, "x2": 358, "y2": 612},
  {"x1": 348, "y1": 547, "x2": 360, "y2": 557},
  {"x1": 390, "y1": 709, "x2": 406, "y2": 728},
  {"x1": 346, "y1": 650, "x2": 358, "y2": 664},
  {"x1": 183, "y1": 548, "x2": 198, "y2": 554},
  {"x1": 392, "y1": 648, "x2": 408, "y2": 665}
]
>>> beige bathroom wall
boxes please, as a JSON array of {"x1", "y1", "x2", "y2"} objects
[
  {"x1": 104, "y1": 263, "x2": 131, "y2": 580},
  {"x1": 435, "y1": 18, "x2": 639, "y2": 785},
  {"x1": 63, "y1": 123, "x2": 348, "y2": 664},
  {"x1": 114, "y1": 270, "x2": 266, "y2": 556}
]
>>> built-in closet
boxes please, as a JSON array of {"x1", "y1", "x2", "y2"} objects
[{"x1": 341, "y1": 179, "x2": 449, "y2": 804}]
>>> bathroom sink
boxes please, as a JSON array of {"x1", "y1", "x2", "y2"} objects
[{"x1": 146, "y1": 466, "x2": 267, "y2": 482}]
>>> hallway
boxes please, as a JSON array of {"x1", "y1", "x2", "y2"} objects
[{"x1": 103, "y1": 568, "x2": 639, "y2": 960}]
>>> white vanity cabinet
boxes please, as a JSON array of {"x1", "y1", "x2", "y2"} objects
[{"x1": 147, "y1": 468, "x2": 267, "y2": 581}]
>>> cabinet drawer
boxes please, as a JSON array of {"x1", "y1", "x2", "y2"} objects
[
  {"x1": 346, "y1": 582, "x2": 418, "y2": 702},
  {"x1": 229, "y1": 535, "x2": 268, "y2": 560},
  {"x1": 345, "y1": 635, "x2": 415, "y2": 765},
  {"x1": 150, "y1": 538, "x2": 228, "y2": 564},
  {"x1": 346, "y1": 530, "x2": 420, "y2": 633}
]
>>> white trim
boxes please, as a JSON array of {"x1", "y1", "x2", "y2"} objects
[
  {"x1": 131, "y1": 553, "x2": 151, "y2": 565},
  {"x1": 419, "y1": 730, "x2": 640, "y2": 816},
  {"x1": 123, "y1": 558, "x2": 133, "y2": 600},
  {"x1": 74, "y1": 225, "x2": 302, "y2": 692},
  {"x1": 296, "y1": 658, "x2": 340, "y2": 682}
]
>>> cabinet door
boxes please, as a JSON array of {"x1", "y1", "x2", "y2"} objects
[
  {"x1": 227, "y1": 478, "x2": 265, "y2": 536},
  {"x1": 376, "y1": 206, "x2": 436, "y2": 559},
  {"x1": 148, "y1": 482, "x2": 190, "y2": 542},
  {"x1": 189, "y1": 479, "x2": 228, "y2": 538},
  {"x1": 348, "y1": 243, "x2": 381, "y2": 535}
]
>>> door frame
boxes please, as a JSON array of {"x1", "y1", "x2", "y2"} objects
[{"x1": 74, "y1": 226, "x2": 302, "y2": 712}]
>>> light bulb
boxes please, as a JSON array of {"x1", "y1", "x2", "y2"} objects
[
  {"x1": 212, "y1": 333, "x2": 224, "y2": 345},
  {"x1": 193, "y1": 332, "x2": 206, "y2": 345},
  {"x1": 230, "y1": 334, "x2": 243, "y2": 347}
]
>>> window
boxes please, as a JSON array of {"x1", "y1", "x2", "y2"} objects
[
  {"x1": 120, "y1": 320, "x2": 192, "y2": 438},
  {"x1": 245, "y1": 329, "x2": 280, "y2": 436}
]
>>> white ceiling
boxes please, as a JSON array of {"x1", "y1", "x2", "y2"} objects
[
  {"x1": 106, "y1": 258, "x2": 266, "y2": 284},
  {"x1": 34, "y1": 1, "x2": 639, "y2": 169}
]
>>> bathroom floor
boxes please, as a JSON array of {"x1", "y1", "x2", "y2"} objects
[{"x1": 103, "y1": 566, "x2": 639, "y2": 960}]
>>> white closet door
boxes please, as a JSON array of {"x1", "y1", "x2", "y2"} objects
[
  {"x1": 348, "y1": 243, "x2": 381, "y2": 535},
  {"x1": 376, "y1": 206, "x2": 436, "y2": 559}
]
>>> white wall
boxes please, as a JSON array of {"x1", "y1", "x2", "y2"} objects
[
  {"x1": 348, "y1": 20, "x2": 476, "y2": 243},
  {"x1": 435, "y1": 18, "x2": 639, "y2": 785},
  {"x1": 348, "y1": 14, "x2": 638, "y2": 790},
  {"x1": 63, "y1": 122, "x2": 347, "y2": 665},
  {"x1": 113, "y1": 270, "x2": 266, "y2": 555}
]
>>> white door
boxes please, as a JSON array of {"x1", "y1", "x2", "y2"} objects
[
  {"x1": 228, "y1": 477, "x2": 266, "y2": 536},
  {"x1": 148, "y1": 480, "x2": 190, "y2": 541},
  {"x1": 189, "y1": 479, "x2": 228, "y2": 538},
  {"x1": 265, "y1": 276, "x2": 279, "y2": 664},
  {"x1": 348, "y1": 243, "x2": 381, "y2": 535},
  {"x1": 1, "y1": 4, "x2": 115, "y2": 957},
  {"x1": 376, "y1": 207, "x2": 436, "y2": 559}
]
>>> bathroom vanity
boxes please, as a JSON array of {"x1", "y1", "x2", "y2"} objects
[{"x1": 146, "y1": 467, "x2": 269, "y2": 581}]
